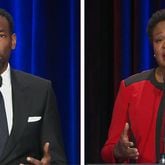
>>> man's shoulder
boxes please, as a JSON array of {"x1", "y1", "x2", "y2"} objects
[
  {"x1": 124, "y1": 69, "x2": 154, "y2": 86},
  {"x1": 11, "y1": 69, "x2": 51, "y2": 87}
]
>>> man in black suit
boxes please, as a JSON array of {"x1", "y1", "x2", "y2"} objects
[{"x1": 0, "y1": 8, "x2": 67, "y2": 164}]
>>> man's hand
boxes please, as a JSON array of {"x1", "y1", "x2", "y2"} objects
[
  {"x1": 20, "y1": 142, "x2": 51, "y2": 165},
  {"x1": 113, "y1": 123, "x2": 139, "y2": 162}
]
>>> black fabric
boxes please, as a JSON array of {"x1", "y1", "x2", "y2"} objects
[
  {"x1": 0, "y1": 70, "x2": 66, "y2": 164},
  {"x1": 124, "y1": 69, "x2": 154, "y2": 87},
  {"x1": 156, "y1": 91, "x2": 165, "y2": 162},
  {"x1": 0, "y1": 77, "x2": 9, "y2": 157},
  {"x1": 0, "y1": 76, "x2": 2, "y2": 87}
]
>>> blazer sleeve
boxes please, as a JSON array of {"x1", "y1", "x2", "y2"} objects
[
  {"x1": 41, "y1": 81, "x2": 67, "y2": 164},
  {"x1": 101, "y1": 80, "x2": 130, "y2": 163}
]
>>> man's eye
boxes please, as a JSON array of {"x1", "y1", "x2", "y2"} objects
[{"x1": 0, "y1": 34, "x2": 6, "y2": 38}]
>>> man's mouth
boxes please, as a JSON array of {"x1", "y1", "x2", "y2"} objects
[{"x1": 162, "y1": 54, "x2": 165, "y2": 59}]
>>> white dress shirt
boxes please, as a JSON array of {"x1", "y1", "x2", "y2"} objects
[{"x1": 0, "y1": 64, "x2": 13, "y2": 134}]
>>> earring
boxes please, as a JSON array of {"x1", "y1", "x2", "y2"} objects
[{"x1": 154, "y1": 54, "x2": 156, "y2": 57}]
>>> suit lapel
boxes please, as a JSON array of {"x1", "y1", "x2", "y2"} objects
[{"x1": 0, "y1": 69, "x2": 30, "y2": 161}]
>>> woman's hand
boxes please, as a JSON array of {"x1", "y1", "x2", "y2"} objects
[{"x1": 113, "y1": 123, "x2": 139, "y2": 162}]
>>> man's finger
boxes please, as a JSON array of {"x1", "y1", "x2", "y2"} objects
[
  {"x1": 26, "y1": 156, "x2": 41, "y2": 165},
  {"x1": 43, "y1": 142, "x2": 50, "y2": 157}
]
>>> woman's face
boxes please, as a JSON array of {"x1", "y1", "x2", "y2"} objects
[{"x1": 153, "y1": 21, "x2": 165, "y2": 68}]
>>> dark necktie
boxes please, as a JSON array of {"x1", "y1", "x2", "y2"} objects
[{"x1": 0, "y1": 76, "x2": 9, "y2": 156}]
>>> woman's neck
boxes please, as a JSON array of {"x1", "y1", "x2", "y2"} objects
[{"x1": 155, "y1": 67, "x2": 165, "y2": 83}]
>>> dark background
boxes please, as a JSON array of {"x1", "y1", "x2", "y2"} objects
[{"x1": 86, "y1": 0, "x2": 113, "y2": 163}]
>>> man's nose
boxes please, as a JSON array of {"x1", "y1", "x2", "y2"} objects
[{"x1": 163, "y1": 41, "x2": 165, "y2": 48}]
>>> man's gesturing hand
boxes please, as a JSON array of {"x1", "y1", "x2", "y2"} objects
[
  {"x1": 113, "y1": 123, "x2": 139, "y2": 162},
  {"x1": 20, "y1": 142, "x2": 51, "y2": 165}
]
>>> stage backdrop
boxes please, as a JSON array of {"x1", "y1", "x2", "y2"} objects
[
  {"x1": 86, "y1": 0, "x2": 165, "y2": 163},
  {"x1": 0, "y1": 0, "x2": 80, "y2": 164}
]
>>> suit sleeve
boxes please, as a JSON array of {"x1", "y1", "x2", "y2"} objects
[
  {"x1": 101, "y1": 80, "x2": 130, "y2": 163},
  {"x1": 41, "y1": 81, "x2": 67, "y2": 164}
]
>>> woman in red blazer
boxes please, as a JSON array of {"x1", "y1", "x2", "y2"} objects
[{"x1": 101, "y1": 9, "x2": 165, "y2": 163}]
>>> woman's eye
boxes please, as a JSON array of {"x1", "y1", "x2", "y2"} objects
[{"x1": 155, "y1": 39, "x2": 162, "y2": 43}]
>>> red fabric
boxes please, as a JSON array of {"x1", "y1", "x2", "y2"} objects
[
  {"x1": 160, "y1": 110, "x2": 165, "y2": 154},
  {"x1": 101, "y1": 78, "x2": 163, "y2": 163}
]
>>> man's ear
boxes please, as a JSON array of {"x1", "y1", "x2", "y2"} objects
[{"x1": 11, "y1": 33, "x2": 16, "y2": 50}]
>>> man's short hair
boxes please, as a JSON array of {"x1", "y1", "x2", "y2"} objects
[
  {"x1": 147, "y1": 9, "x2": 165, "y2": 42},
  {"x1": 0, "y1": 8, "x2": 14, "y2": 34}
]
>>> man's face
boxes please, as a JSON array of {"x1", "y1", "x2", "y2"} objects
[
  {"x1": 0, "y1": 15, "x2": 16, "y2": 73},
  {"x1": 153, "y1": 21, "x2": 165, "y2": 68}
]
